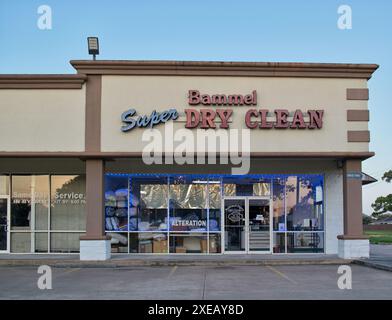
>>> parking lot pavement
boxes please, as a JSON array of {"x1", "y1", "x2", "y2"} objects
[
  {"x1": 355, "y1": 245, "x2": 392, "y2": 271},
  {"x1": 370, "y1": 244, "x2": 392, "y2": 260},
  {"x1": 0, "y1": 264, "x2": 391, "y2": 300}
]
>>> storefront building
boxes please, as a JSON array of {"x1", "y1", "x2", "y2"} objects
[{"x1": 0, "y1": 60, "x2": 378, "y2": 260}]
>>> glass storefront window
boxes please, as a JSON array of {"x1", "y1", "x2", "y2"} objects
[
  {"x1": 11, "y1": 175, "x2": 49, "y2": 231},
  {"x1": 224, "y1": 183, "x2": 236, "y2": 196},
  {"x1": 107, "y1": 232, "x2": 129, "y2": 253},
  {"x1": 50, "y1": 232, "x2": 82, "y2": 253},
  {"x1": 105, "y1": 175, "x2": 128, "y2": 231},
  {"x1": 103, "y1": 173, "x2": 324, "y2": 255},
  {"x1": 130, "y1": 175, "x2": 168, "y2": 232},
  {"x1": 253, "y1": 181, "x2": 270, "y2": 196},
  {"x1": 7, "y1": 173, "x2": 326, "y2": 254},
  {"x1": 208, "y1": 182, "x2": 221, "y2": 209},
  {"x1": 286, "y1": 176, "x2": 324, "y2": 231},
  {"x1": 208, "y1": 182, "x2": 221, "y2": 232},
  {"x1": 223, "y1": 177, "x2": 270, "y2": 197},
  {"x1": 9, "y1": 174, "x2": 86, "y2": 253},
  {"x1": 140, "y1": 233, "x2": 168, "y2": 253},
  {"x1": 35, "y1": 176, "x2": 49, "y2": 230},
  {"x1": 169, "y1": 233, "x2": 207, "y2": 254},
  {"x1": 273, "y1": 232, "x2": 286, "y2": 253},
  {"x1": 0, "y1": 175, "x2": 9, "y2": 195},
  {"x1": 51, "y1": 175, "x2": 86, "y2": 231},
  {"x1": 209, "y1": 234, "x2": 221, "y2": 253},
  {"x1": 138, "y1": 207, "x2": 168, "y2": 232},
  {"x1": 169, "y1": 176, "x2": 207, "y2": 209},
  {"x1": 273, "y1": 178, "x2": 285, "y2": 231},
  {"x1": 209, "y1": 210, "x2": 221, "y2": 232},
  {"x1": 169, "y1": 208, "x2": 207, "y2": 232},
  {"x1": 140, "y1": 183, "x2": 168, "y2": 209},
  {"x1": 35, "y1": 232, "x2": 48, "y2": 253},
  {"x1": 223, "y1": 176, "x2": 253, "y2": 196},
  {"x1": 169, "y1": 176, "x2": 207, "y2": 232},
  {"x1": 287, "y1": 232, "x2": 324, "y2": 253},
  {"x1": 127, "y1": 232, "x2": 168, "y2": 253},
  {"x1": 10, "y1": 232, "x2": 31, "y2": 253},
  {"x1": 139, "y1": 181, "x2": 168, "y2": 232}
]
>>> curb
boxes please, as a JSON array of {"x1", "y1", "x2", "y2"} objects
[
  {"x1": 0, "y1": 258, "x2": 352, "y2": 268},
  {"x1": 352, "y1": 259, "x2": 392, "y2": 272}
]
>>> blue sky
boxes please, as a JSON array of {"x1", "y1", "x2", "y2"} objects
[{"x1": 0, "y1": 0, "x2": 391, "y2": 214}]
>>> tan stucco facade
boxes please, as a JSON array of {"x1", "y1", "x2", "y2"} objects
[
  {"x1": 0, "y1": 88, "x2": 86, "y2": 152},
  {"x1": 101, "y1": 76, "x2": 369, "y2": 153}
]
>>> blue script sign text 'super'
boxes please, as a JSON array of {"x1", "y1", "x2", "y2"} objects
[{"x1": 121, "y1": 108, "x2": 179, "y2": 131}]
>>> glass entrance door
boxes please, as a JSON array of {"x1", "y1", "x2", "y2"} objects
[
  {"x1": 0, "y1": 196, "x2": 10, "y2": 253},
  {"x1": 224, "y1": 198, "x2": 246, "y2": 252},
  {"x1": 223, "y1": 197, "x2": 271, "y2": 254}
]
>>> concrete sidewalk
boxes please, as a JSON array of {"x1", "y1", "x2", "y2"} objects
[{"x1": 0, "y1": 253, "x2": 350, "y2": 268}]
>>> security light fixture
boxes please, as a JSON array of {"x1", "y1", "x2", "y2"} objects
[{"x1": 87, "y1": 37, "x2": 99, "y2": 60}]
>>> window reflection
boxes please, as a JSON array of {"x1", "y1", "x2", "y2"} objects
[
  {"x1": 51, "y1": 175, "x2": 86, "y2": 231},
  {"x1": 11, "y1": 175, "x2": 49, "y2": 231},
  {"x1": 286, "y1": 176, "x2": 324, "y2": 231},
  {"x1": 273, "y1": 233, "x2": 285, "y2": 253},
  {"x1": 223, "y1": 177, "x2": 270, "y2": 197},
  {"x1": 287, "y1": 232, "x2": 324, "y2": 253},
  {"x1": 209, "y1": 234, "x2": 221, "y2": 253},
  {"x1": 209, "y1": 183, "x2": 221, "y2": 232},
  {"x1": 169, "y1": 177, "x2": 207, "y2": 232},
  {"x1": 9, "y1": 174, "x2": 85, "y2": 253},
  {"x1": 273, "y1": 178, "x2": 285, "y2": 232},
  {"x1": 130, "y1": 176, "x2": 168, "y2": 232}
]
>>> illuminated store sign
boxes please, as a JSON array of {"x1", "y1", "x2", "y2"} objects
[
  {"x1": 121, "y1": 108, "x2": 179, "y2": 132},
  {"x1": 188, "y1": 89, "x2": 257, "y2": 106},
  {"x1": 120, "y1": 90, "x2": 324, "y2": 131}
]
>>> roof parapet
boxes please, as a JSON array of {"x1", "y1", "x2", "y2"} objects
[{"x1": 70, "y1": 60, "x2": 379, "y2": 79}]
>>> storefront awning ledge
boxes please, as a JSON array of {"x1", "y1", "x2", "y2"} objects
[
  {"x1": 0, "y1": 151, "x2": 375, "y2": 160},
  {"x1": 0, "y1": 74, "x2": 87, "y2": 89}
]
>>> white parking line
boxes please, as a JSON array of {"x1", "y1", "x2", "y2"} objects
[
  {"x1": 53, "y1": 267, "x2": 81, "y2": 279},
  {"x1": 265, "y1": 265, "x2": 297, "y2": 284},
  {"x1": 168, "y1": 266, "x2": 178, "y2": 278}
]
